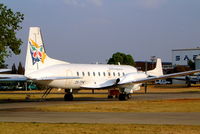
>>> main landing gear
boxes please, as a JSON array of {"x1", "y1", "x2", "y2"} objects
[
  {"x1": 64, "y1": 89, "x2": 74, "y2": 101},
  {"x1": 41, "y1": 88, "x2": 52, "y2": 101},
  {"x1": 108, "y1": 89, "x2": 131, "y2": 101},
  {"x1": 118, "y1": 93, "x2": 130, "y2": 101},
  {"x1": 118, "y1": 88, "x2": 131, "y2": 101}
]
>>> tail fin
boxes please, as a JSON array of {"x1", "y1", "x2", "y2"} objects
[
  {"x1": 147, "y1": 58, "x2": 163, "y2": 77},
  {"x1": 25, "y1": 27, "x2": 69, "y2": 76}
]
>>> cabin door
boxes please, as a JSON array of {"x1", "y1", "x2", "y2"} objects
[{"x1": 65, "y1": 70, "x2": 72, "y2": 87}]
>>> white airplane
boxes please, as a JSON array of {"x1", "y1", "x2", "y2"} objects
[{"x1": 1, "y1": 27, "x2": 200, "y2": 101}]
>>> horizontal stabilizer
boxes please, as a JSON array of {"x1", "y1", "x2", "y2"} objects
[
  {"x1": 0, "y1": 75, "x2": 81, "y2": 81},
  {"x1": 0, "y1": 74, "x2": 27, "y2": 81}
]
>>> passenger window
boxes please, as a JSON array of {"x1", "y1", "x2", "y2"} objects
[
  {"x1": 108, "y1": 72, "x2": 111, "y2": 76},
  {"x1": 103, "y1": 72, "x2": 106, "y2": 76},
  {"x1": 113, "y1": 72, "x2": 115, "y2": 76},
  {"x1": 123, "y1": 72, "x2": 125, "y2": 76},
  {"x1": 88, "y1": 72, "x2": 90, "y2": 76},
  {"x1": 82, "y1": 72, "x2": 85, "y2": 76},
  {"x1": 77, "y1": 72, "x2": 79, "y2": 76},
  {"x1": 118, "y1": 72, "x2": 120, "y2": 76},
  {"x1": 93, "y1": 72, "x2": 95, "y2": 76},
  {"x1": 98, "y1": 72, "x2": 101, "y2": 76}
]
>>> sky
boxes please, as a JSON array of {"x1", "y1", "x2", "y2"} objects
[{"x1": 2, "y1": 0, "x2": 200, "y2": 67}]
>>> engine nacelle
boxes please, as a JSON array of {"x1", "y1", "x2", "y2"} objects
[
  {"x1": 124, "y1": 84, "x2": 142, "y2": 93},
  {"x1": 118, "y1": 72, "x2": 147, "y2": 84},
  {"x1": 116, "y1": 72, "x2": 147, "y2": 94}
]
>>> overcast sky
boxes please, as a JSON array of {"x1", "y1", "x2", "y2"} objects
[{"x1": 2, "y1": 0, "x2": 200, "y2": 67}]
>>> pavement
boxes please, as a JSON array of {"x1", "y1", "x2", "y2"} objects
[
  {"x1": 0, "y1": 92, "x2": 200, "y2": 125},
  {"x1": 0, "y1": 112, "x2": 200, "y2": 125}
]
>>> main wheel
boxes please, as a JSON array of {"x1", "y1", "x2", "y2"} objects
[
  {"x1": 64, "y1": 93, "x2": 74, "y2": 101},
  {"x1": 118, "y1": 93, "x2": 127, "y2": 101}
]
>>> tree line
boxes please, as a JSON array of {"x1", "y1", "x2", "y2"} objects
[{"x1": 11, "y1": 62, "x2": 24, "y2": 74}]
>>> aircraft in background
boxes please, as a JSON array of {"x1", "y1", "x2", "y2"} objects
[
  {"x1": 0, "y1": 69, "x2": 11, "y2": 73},
  {"x1": 1, "y1": 27, "x2": 200, "y2": 101},
  {"x1": 170, "y1": 75, "x2": 200, "y2": 87}
]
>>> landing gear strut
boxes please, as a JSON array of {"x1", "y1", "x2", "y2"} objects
[
  {"x1": 41, "y1": 88, "x2": 52, "y2": 101},
  {"x1": 64, "y1": 89, "x2": 73, "y2": 101}
]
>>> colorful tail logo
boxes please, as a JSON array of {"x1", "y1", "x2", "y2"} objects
[{"x1": 29, "y1": 39, "x2": 46, "y2": 65}]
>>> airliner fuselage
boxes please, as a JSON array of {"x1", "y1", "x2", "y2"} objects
[{"x1": 27, "y1": 63, "x2": 143, "y2": 90}]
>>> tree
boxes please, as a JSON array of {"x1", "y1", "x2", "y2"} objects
[
  {"x1": 107, "y1": 52, "x2": 135, "y2": 66},
  {"x1": 188, "y1": 60, "x2": 195, "y2": 70},
  {"x1": 11, "y1": 63, "x2": 17, "y2": 74},
  {"x1": 17, "y1": 62, "x2": 24, "y2": 74},
  {"x1": 0, "y1": 4, "x2": 24, "y2": 67}
]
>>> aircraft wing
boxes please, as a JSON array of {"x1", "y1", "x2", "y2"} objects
[
  {"x1": 170, "y1": 76, "x2": 199, "y2": 83},
  {"x1": 118, "y1": 69, "x2": 200, "y2": 85},
  {"x1": 0, "y1": 74, "x2": 27, "y2": 81}
]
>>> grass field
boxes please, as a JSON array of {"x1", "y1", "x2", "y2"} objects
[
  {"x1": 0, "y1": 85, "x2": 200, "y2": 134},
  {"x1": 35, "y1": 98, "x2": 200, "y2": 112},
  {"x1": 0, "y1": 122, "x2": 200, "y2": 134}
]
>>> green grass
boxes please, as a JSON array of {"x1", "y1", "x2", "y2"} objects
[{"x1": 0, "y1": 122, "x2": 200, "y2": 134}]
